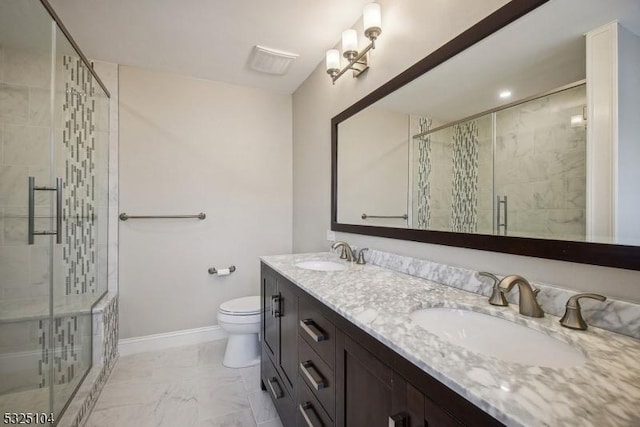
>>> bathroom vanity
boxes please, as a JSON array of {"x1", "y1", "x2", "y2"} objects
[
  {"x1": 259, "y1": 253, "x2": 640, "y2": 427},
  {"x1": 260, "y1": 261, "x2": 499, "y2": 427}
]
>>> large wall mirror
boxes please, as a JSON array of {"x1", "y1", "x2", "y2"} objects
[{"x1": 331, "y1": 0, "x2": 640, "y2": 270}]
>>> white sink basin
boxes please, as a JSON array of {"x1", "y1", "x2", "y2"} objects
[
  {"x1": 295, "y1": 260, "x2": 348, "y2": 271},
  {"x1": 410, "y1": 307, "x2": 585, "y2": 368}
]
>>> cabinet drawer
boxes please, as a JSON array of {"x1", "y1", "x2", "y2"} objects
[
  {"x1": 299, "y1": 338, "x2": 335, "y2": 419},
  {"x1": 299, "y1": 297, "x2": 336, "y2": 368},
  {"x1": 298, "y1": 379, "x2": 334, "y2": 427},
  {"x1": 261, "y1": 348, "x2": 295, "y2": 427}
]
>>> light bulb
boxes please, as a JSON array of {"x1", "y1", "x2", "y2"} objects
[
  {"x1": 326, "y1": 49, "x2": 340, "y2": 73},
  {"x1": 342, "y1": 29, "x2": 358, "y2": 58},
  {"x1": 364, "y1": 3, "x2": 382, "y2": 40}
]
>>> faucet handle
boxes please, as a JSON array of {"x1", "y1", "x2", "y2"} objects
[
  {"x1": 479, "y1": 272, "x2": 508, "y2": 307},
  {"x1": 338, "y1": 246, "x2": 348, "y2": 259},
  {"x1": 356, "y1": 248, "x2": 369, "y2": 265},
  {"x1": 560, "y1": 293, "x2": 607, "y2": 330}
]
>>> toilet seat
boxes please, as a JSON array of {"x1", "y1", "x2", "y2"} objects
[{"x1": 219, "y1": 296, "x2": 261, "y2": 316}]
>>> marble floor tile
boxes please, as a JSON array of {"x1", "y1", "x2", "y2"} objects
[
  {"x1": 85, "y1": 339, "x2": 279, "y2": 427},
  {"x1": 239, "y1": 365, "x2": 261, "y2": 393},
  {"x1": 197, "y1": 409, "x2": 256, "y2": 427},
  {"x1": 257, "y1": 418, "x2": 284, "y2": 427},
  {"x1": 247, "y1": 389, "x2": 279, "y2": 424}
]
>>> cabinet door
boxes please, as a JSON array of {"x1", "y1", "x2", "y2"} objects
[
  {"x1": 277, "y1": 276, "x2": 298, "y2": 393},
  {"x1": 262, "y1": 269, "x2": 279, "y2": 362},
  {"x1": 336, "y1": 333, "x2": 394, "y2": 427},
  {"x1": 392, "y1": 374, "x2": 463, "y2": 427}
]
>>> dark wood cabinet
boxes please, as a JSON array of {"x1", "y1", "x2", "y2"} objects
[
  {"x1": 260, "y1": 264, "x2": 298, "y2": 426},
  {"x1": 260, "y1": 263, "x2": 503, "y2": 427},
  {"x1": 335, "y1": 333, "x2": 394, "y2": 427}
]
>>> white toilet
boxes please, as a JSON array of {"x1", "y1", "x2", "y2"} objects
[{"x1": 217, "y1": 295, "x2": 261, "y2": 368}]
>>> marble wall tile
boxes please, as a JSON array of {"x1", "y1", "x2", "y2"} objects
[
  {"x1": 0, "y1": 165, "x2": 28, "y2": 207},
  {"x1": 0, "y1": 44, "x2": 4, "y2": 82},
  {"x1": 0, "y1": 246, "x2": 29, "y2": 287},
  {"x1": 0, "y1": 83, "x2": 28, "y2": 124},
  {"x1": 3, "y1": 125, "x2": 49, "y2": 166},
  {"x1": 28, "y1": 87, "x2": 50, "y2": 126},
  {"x1": 3, "y1": 48, "x2": 50, "y2": 89},
  {"x1": 3, "y1": 206, "x2": 49, "y2": 246}
]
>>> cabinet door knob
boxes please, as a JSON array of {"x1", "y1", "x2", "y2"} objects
[
  {"x1": 300, "y1": 319, "x2": 327, "y2": 342},
  {"x1": 267, "y1": 377, "x2": 283, "y2": 399},
  {"x1": 299, "y1": 402, "x2": 323, "y2": 427},
  {"x1": 389, "y1": 412, "x2": 408, "y2": 427},
  {"x1": 300, "y1": 361, "x2": 327, "y2": 390}
]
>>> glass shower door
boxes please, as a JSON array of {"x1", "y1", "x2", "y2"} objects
[
  {"x1": 493, "y1": 84, "x2": 587, "y2": 240},
  {"x1": 1, "y1": 1, "x2": 110, "y2": 423},
  {"x1": 0, "y1": 0, "x2": 56, "y2": 419},
  {"x1": 50, "y1": 24, "x2": 109, "y2": 417}
]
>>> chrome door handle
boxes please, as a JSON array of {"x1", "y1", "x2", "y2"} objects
[
  {"x1": 28, "y1": 177, "x2": 63, "y2": 244},
  {"x1": 28, "y1": 177, "x2": 35, "y2": 245},
  {"x1": 55, "y1": 177, "x2": 62, "y2": 244},
  {"x1": 300, "y1": 319, "x2": 327, "y2": 342},
  {"x1": 300, "y1": 361, "x2": 326, "y2": 390},
  {"x1": 267, "y1": 377, "x2": 283, "y2": 399},
  {"x1": 299, "y1": 402, "x2": 323, "y2": 427}
]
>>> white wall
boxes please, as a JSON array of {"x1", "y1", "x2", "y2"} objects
[
  {"x1": 119, "y1": 66, "x2": 292, "y2": 339},
  {"x1": 292, "y1": 0, "x2": 640, "y2": 303},
  {"x1": 337, "y1": 106, "x2": 408, "y2": 227}
]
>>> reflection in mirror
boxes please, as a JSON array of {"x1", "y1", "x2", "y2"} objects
[{"x1": 336, "y1": 0, "x2": 640, "y2": 246}]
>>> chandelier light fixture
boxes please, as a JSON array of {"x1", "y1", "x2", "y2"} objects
[{"x1": 326, "y1": 2, "x2": 382, "y2": 84}]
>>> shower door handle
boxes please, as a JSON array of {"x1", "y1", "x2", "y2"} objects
[{"x1": 28, "y1": 177, "x2": 63, "y2": 245}]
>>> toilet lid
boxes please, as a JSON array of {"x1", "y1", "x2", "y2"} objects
[{"x1": 219, "y1": 296, "x2": 261, "y2": 315}]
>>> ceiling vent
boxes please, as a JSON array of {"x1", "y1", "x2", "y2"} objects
[{"x1": 249, "y1": 45, "x2": 299, "y2": 75}]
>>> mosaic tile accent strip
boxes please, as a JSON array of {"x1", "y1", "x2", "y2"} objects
[
  {"x1": 367, "y1": 248, "x2": 640, "y2": 339},
  {"x1": 450, "y1": 120, "x2": 479, "y2": 233},
  {"x1": 415, "y1": 117, "x2": 432, "y2": 230},
  {"x1": 37, "y1": 319, "x2": 49, "y2": 389},
  {"x1": 100, "y1": 294, "x2": 118, "y2": 368},
  {"x1": 53, "y1": 316, "x2": 79, "y2": 385},
  {"x1": 57, "y1": 293, "x2": 119, "y2": 427},
  {"x1": 61, "y1": 56, "x2": 97, "y2": 297}
]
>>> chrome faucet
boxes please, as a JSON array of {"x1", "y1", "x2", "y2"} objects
[
  {"x1": 331, "y1": 241, "x2": 355, "y2": 262},
  {"x1": 498, "y1": 275, "x2": 545, "y2": 318},
  {"x1": 560, "y1": 293, "x2": 606, "y2": 330}
]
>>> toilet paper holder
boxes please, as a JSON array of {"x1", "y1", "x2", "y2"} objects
[{"x1": 208, "y1": 265, "x2": 236, "y2": 275}]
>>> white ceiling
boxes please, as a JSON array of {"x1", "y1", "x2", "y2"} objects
[
  {"x1": 376, "y1": 0, "x2": 640, "y2": 123},
  {"x1": 48, "y1": 0, "x2": 371, "y2": 93}
]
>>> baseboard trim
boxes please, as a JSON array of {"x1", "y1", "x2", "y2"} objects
[{"x1": 118, "y1": 325, "x2": 227, "y2": 356}]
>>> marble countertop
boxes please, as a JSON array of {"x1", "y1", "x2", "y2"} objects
[{"x1": 261, "y1": 252, "x2": 640, "y2": 427}]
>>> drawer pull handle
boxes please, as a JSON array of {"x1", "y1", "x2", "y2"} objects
[
  {"x1": 299, "y1": 402, "x2": 324, "y2": 427},
  {"x1": 300, "y1": 361, "x2": 327, "y2": 390},
  {"x1": 300, "y1": 319, "x2": 327, "y2": 342},
  {"x1": 267, "y1": 377, "x2": 283, "y2": 399}
]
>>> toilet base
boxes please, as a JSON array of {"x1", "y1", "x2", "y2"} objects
[{"x1": 223, "y1": 333, "x2": 260, "y2": 368}]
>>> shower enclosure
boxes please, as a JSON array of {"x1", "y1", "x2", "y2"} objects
[
  {"x1": 0, "y1": 0, "x2": 109, "y2": 424},
  {"x1": 411, "y1": 83, "x2": 587, "y2": 241}
]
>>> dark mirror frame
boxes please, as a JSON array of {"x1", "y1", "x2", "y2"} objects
[{"x1": 331, "y1": 0, "x2": 640, "y2": 271}]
